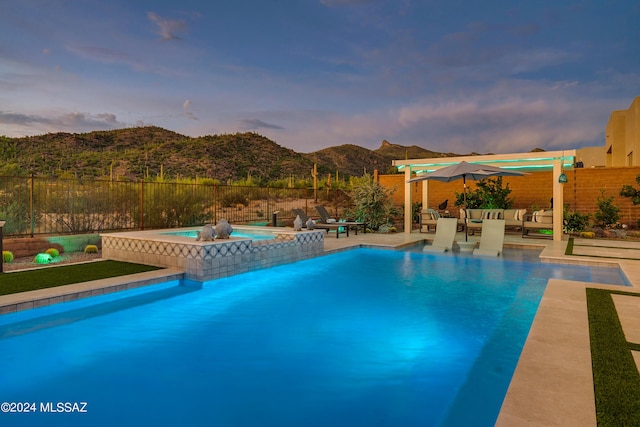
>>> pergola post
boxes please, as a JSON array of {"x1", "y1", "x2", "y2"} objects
[
  {"x1": 552, "y1": 158, "x2": 564, "y2": 242},
  {"x1": 404, "y1": 167, "x2": 412, "y2": 234}
]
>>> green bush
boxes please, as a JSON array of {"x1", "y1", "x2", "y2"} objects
[
  {"x1": 594, "y1": 190, "x2": 621, "y2": 228},
  {"x1": 45, "y1": 248, "x2": 59, "y2": 258},
  {"x1": 84, "y1": 245, "x2": 99, "y2": 254},
  {"x1": 563, "y1": 210, "x2": 590, "y2": 233},
  {"x1": 454, "y1": 177, "x2": 513, "y2": 209},
  {"x1": 348, "y1": 174, "x2": 398, "y2": 231},
  {"x1": 620, "y1": 174, "x2": 640, "y2": 205},
  {"x1": 2, "y1": 250, "x2": 14, "y2": 263}
]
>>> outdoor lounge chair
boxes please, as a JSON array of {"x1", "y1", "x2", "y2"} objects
[
  {"x1": 292, "y1": 208, "x2": 348, "y2": 238},
  {"x1": 291, "y1": 208, "x2": 315, "y2": 225},
  {"x1": 315, "y1": 205, "x2": 337, "y2": 223},
  {"x1": 423, "y1": 218, "x2": 458, "y2": 252},
  {"x1": 473, "y1": 219, "x2": 505, "y2": 256},
  {"x1": 420, "y1": 208, "x2": 440, "y2": 232},
  {"x1": 315, "y1": 205, "x2": 367, "y2": 235}
]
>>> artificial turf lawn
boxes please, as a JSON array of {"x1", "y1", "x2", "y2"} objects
[
  {"x1": 0, "y1": 261, "x2": 161, "y2": 296},
  {"x1": 587, "y1": 288, "x2": 640, "y2": 426},
  {"x1": 565, "y1": 237, "x2": 574, "y2": 255}
]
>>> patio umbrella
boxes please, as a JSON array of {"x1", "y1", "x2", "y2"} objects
[{"x1": 407, "y1": 161, "x2": 528, "y2": 240}]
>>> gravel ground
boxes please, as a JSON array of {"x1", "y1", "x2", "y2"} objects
[{"x1": 2, "y1": 251, "x2": 103, "y2": 272}]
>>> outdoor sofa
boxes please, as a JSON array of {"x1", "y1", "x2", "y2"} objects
[
  {"x1": 460, "y1": 208, "x2": 527, "y2": 234},
  {"x1": 522, "y1": 209, "x2": 554, "y2": 238},
  {"x1": 419, "y1": 208, "x2": 441, "y2": 232}
]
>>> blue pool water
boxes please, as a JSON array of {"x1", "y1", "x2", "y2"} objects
[{"x1": 0, "y1": 248, "x2": 628, "y2": 426}]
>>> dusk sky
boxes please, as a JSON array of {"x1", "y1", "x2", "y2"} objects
[{"x1": 1, "y1": 0, "x2": 639, "y2": 154}]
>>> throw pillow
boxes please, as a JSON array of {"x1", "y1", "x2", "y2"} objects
[
  {"x1": 483, "y1": 211, "x2": 500, "y2": 220},
  {"x1": 533, "y1": 210, "x2": 544, "y2": 222}
]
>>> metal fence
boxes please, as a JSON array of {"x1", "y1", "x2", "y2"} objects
[{"x1": 0, "y1": 175, "x2": 350, "y2": 237}]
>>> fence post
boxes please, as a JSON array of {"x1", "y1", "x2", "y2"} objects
[
  {"x1": 139, "y1": 180, "x2": 145, "y2": 230},
  {"x1": 266, "y1": 187, "x2": 271, "y2": 224},
  {"x1": 213, "y1": 184, "x2": 218, "y2": 224},
  {"x1": 30, "y1": 174, "x2": 34, "y2": 237}
]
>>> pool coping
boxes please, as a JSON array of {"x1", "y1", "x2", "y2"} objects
[{"x1": 0, "y1": 268, "x2": 184, "y2": 315}]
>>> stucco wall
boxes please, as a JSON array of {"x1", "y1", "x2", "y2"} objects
[{"x1": 379, "y1": 166, "x2": 640, "y2": 227}]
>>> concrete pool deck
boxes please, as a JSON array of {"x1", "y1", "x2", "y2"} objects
[{"x1": 1, "y1": 228, "x2": 640, "y2": 425}]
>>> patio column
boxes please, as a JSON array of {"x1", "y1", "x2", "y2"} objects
[
  {"x1": 422, "y1": 179, "x2": 430, "y2": 214},
  {"x1": 404, "y1": 167, "x2": 412, "y2": 234},
  {"x1": 552, "y1": 158, "x2": 564, "y2": 242}
]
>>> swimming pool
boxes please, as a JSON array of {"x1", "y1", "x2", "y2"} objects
[{"x1": 0, "y1": 248, "x2": 628, "y2": 426}]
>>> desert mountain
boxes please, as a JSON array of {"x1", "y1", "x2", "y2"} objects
[{"x1": 0, "y1": 126, "x2": 469, "y2": 181}]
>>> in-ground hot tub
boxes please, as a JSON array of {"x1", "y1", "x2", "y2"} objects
[{"x1": 101, "y1": 225, "x2": 325, "y2": 284}]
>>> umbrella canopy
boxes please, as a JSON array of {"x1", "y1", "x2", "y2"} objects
[
  {"x1": 407, "y1": 161, "x2": 528, "y2": 240},
  {"x1": 407, "y1": 161, "x2": 527, "y2": 183}
]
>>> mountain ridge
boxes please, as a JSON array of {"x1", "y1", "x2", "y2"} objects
[{"x1": 0, "y1": 126, "x2": 480, "y2": 181}]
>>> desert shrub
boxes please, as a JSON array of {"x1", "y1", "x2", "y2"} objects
[
  {"x1": 45, "y1": 248, "x2": 59, "y2": 258},
  {"x1": 620, "y1": 174, "x2": 640, "y2": 205},
  {"x1": 563, "y1": 210, "x2": 590, "y2": 233},
  {"x1": 454, "y1": 177, "x2": 513, "y2": 209},
  {"x1": 412, "y1": 202, "x2": 422, "y2": 223},
  {"x1": 2, "y1": 251, "x2": 14, "y2": 263},
  {"x1": 594, "y1": 190, "x2": 621, "y2": 228},
  {"x1": 219, "y1": 191, "x2": 249, "y2": 208},
  {"x1": 348, "y1": 174, "x2": 398, "y2": 231},
  {"x1": 84, "y1": 245, "x2": 99, "y2": 254},
  {"x1": 454, "y1": 190, "x2": 483, "y2": 208}
]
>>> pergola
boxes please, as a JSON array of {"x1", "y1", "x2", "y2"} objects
[{"x1": 392, "y1": 150, "x2": 576, "y2": 242}]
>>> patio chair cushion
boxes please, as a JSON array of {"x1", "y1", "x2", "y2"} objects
[
  {"x1": 532, "y1": 209, "x2": 553, "y2": 223},
  {"x1": 504, "y1": 209, "x2": 527, "y2": 221},
  {"x1": 482, "y1": 210, "x2": 501, "y2": 220}
]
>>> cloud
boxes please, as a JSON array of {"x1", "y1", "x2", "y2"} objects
[
  {"x1": 391, "y1": 92, "x2": 608, "y2": 153},
  {"x1": 66, "y1": 45, "x2": 145, "y2": 71},
  {"x1": 59, "y1": 112, "x2": 120, "y2": 128},
  {"x1": 147, "y1": 12, "x2": 186, "y2": 41},
  {"x1": 245, "y1": 78, "x2": 619, "y2": 155},
  {"x1": 239, "y1": 119, "x2": 284, "y2": 130},
  {"x1": 182, "y1": 100, "x2": 198, "y2": 120},
  {"x1": 0, "y1": 111, "x2": 52, "y2": 126},
  {"x1": 320, "y1": 0, "x2": 372, "y2": 5},
  {"x1": 0, "y1": 111, "x2": 126, "y2": 134}
]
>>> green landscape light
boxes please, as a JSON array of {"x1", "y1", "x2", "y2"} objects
[{"x1": 34, "y1": 253, "x2": 53, "y2": 264}]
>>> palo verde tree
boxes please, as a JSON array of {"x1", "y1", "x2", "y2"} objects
[
  {"x1": 620, "y1": 174, "x2": 640, "y2": 205},
  {"x1": 348, "y1": 174, "x2": 398, "y2": 231}
]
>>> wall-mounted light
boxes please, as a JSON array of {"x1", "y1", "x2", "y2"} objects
[{"x1": 558, "y1": 151, "x2": 568, "y2": 183}]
